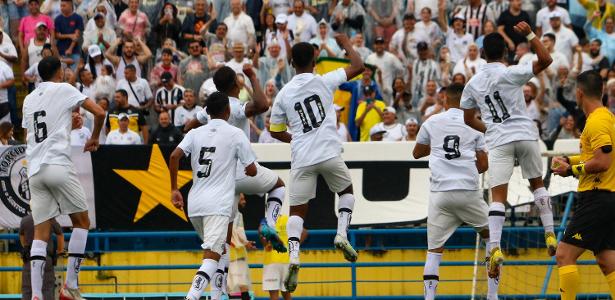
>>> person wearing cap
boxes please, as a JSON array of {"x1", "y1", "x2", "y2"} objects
[
  {"x1": 105, "y1": 112, "x2": 143, "y2": 145},
  {"x1": 579, "y1": 0, "x2": 615, "y2": 31},
  {"x1": 437, "y1": 1, "x2": 472, "y2": 64},
  {"x1": 389, "y1": 14, "x2": 428, "y2": 66},
  {"x1": 266, "y1": 13, "x2": 294, "y2": 60},
  {"x1": 355, "y1": 84, "x2": 386, "y2": 142},
  {"x1": 334, "y1": 104, "x2": 351, "y2": 142},
  {"x1": 330, "y1": 0, "x2": 366, "y2": 37},
  {"x1": 84, "y1": 44, "x2": 114, "y2": 81},
  {"x1": 370, "y1": 106, "x2": 406, "y2": 141},
  {"x1": 22, "y1": 21, "x2": 49, "y2": 78},
  {"x1": 536, "y1": 0, "x2": 571, "y2": 37},
  {"x1": 180, "y1": 0, "x2": 214, "y2": 47},
  {"x1": 82, "y1": 9, "x2": 116, "y2": 53},
  {"x1": 18, "y1": 0, "x2": 54, "y2": 51},
  {"x1": 150, "y1": 48, "x2": 179, "y2": 90},
  {"x1": 54, "y1": 0, "x2": 85, "y2": 70},
  {"x1": 309, "y1": 19, "x2": 342, "y2": 58},
  {"x1": 404, "y1": 117, "x2": 419, "y2": 141},
  {"x1": 411, "y1": 41, "x2": 440, "y2": 107},
  {"x1": 453, "y1": 43, "x2": 486, "y2": 81},
  {"x1": 369, "y1": 126, "x2": 386, "y2": 141},
  {"x1": 154, "y1": 71, "x2": 185, "y2": 123},
  {"x1": 366, "y1": 36, "x2": 404, "y2": 103},
  {"x1": 106, "y1": 89, "x2": 148, "y2": 142},
  {"x1": 224, "y1": 0, "x2": 256, "y2": 48},
  {"x1": 287, "y1": 0, "x2": 318, "y2": 43},
  {"x1": 545, "y1": 10, "x2": 579, "y2": 63},
  {"x1": 497, "y1": 0, "x2": 531, "y2": 56},
  {"x1": 254, "y1": 38, "x2": 292, "y2": 87}
]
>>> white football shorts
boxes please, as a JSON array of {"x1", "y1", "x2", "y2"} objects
[
  {"x1": 488, "y1": 140, "x2": 543, "y2": 188},
  {"x1": 189, "y1": 215, "x2": 230, "y2": 255},
  {"x1": 262, "y1": 263, "x2": 289, "y2": 292},
  {"x1": 289, "y1": 156, "x2": 352, "y2": 206}
]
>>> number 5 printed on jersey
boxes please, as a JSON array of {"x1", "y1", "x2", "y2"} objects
[
  {"x1": 295, "y1": 95, "x2": 326, "y2": 133},
  {"x1": 485, "y1": 91, "x2": 510, "y2": 123},
  {"x1": 197, "y1": 147, "x2": 216, "y2": 178}
]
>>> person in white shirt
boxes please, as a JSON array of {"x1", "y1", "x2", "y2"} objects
[
  {"x1": 0, "y1": 60, "x2": 13, "y2": 123},
  {"x1": 414, "y1": 7, "x2": 443, "y2": 50},
  {"x1": 269, "y1": 34, "x2": 365, "y2": 292},
  {"x1": 366, "y1": 36, "x2": 404, "y2": 104},
  {"x1": 545, "y1": 11, "x2": 579, "y2": 64},
  {"x1": 105, "y1": 113, "x2": 142, "y2": 145},
  {"x1": 535, "y1": 0, "x2": 572, "y2": 37},
  {"x1": 115, "y1": 64, "x2": 153, "y2": 110},
  {"x1": 22, "y1": 56, "x2": 105, "y2": 300},
  {"x1": 225, "y1": 42, "x2": 251, "y2": 79},
  {"x1": 453, "y1": 44, "x2": 486, "y2": 81},
  {"x1": 334, "y1": 104, "x2": 351, "y2": 142},
  {"x1": 404, "y1": 117, "x2": 419, "y2": 141},
  {"x1": 266, "y1": 14, "x2": 295, "y2": 61},
  {"x1": 287, "y1": 0, "x2": 317, "y2": 43},
  {"x1": 461, "y1": 24, "x2": 557, "y2": 296},
  {"x1": 413, "y1": 83, "x2": 491, "y2": 300},
  {"x1": 370, "y1": 107, "x2": 405, "y2": 141},
  {"x1": 169, "y1": 91, "x2": 257, "y2": 300},
  {"x1": 389, "y1": 14, "x2": 428, "y2": 66},
  {"x1": 224, "y1": 0, "x2": 256, "y2": 48},
  {"x1": 438, "y1": 9, "x2": 474, "y2": 64},
  {"x1": 0, "y1": 30, "x2": 17, "y2": 67},
  {"x1": 70, "y1": 111, "x2": 91, "y2": 146},
  {"x1": 174, "y1": 89, "x2": 202, "y2": 130}
]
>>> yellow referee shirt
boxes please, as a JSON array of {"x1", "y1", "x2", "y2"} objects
[
  {"x1": 263, "y1": 215, "x2": 289, "y2": 265},
  {"x1": 578, "y1": 107, "x2": 615, "y2": 192}
]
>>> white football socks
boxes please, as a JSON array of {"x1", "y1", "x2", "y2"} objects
[
  {"x1": 423, "y1": 252, "x2": 442, "y2": 300},
  {"x1": 187, "y1": 258, "x2": 218, "y2": 300},
  {"x1": 533, "y1": 187, "x2": 554, "y2": 233},
  {"x1": 337, "y1": 194, "x2": 354, "y2": 239},
  {"x1": 287, "y1": 215, "x2": 304, "y2": 264},
  {"x1": 66, "y1": 228, "x2": 88, "y2": 289},
  {"x1": 488, "y1": 202, "x2": 505, "y2": 250},
  {"x1": 30, "y1": 239, "x2": 47, "y2": 299},
  {"x1": 266, "y1": 187, "x2": 284, "y2": 228}
]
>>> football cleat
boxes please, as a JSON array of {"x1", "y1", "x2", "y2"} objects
[
  {"x1": 284, "y1": 263, "x2": 300, "y2": 292},
  {"x1": 334, "y1": 234, "x2": 358, "y2": 262},
  {"x1": 546, "y1": 232, "x2": 558, "y2": 257},
  {"x1": 488, "y1": 247, "x2": 505, "y2": 279}
]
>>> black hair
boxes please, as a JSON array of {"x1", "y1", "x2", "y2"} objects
[
  {"x1": 213, "y1": 66, "x2": 237, "y2": 94},
  {"x1": 543, "y1": 33, "x2": 556, "y2": 43},
  {"x1": 577, "y1": 70, "x2": 604, "y2": 99},
  {"x1": 403, "y1": 13, "x2": 416, "y2": 21},
  {"x1": 205, "y1": 91, "x2": 230, "y2": 116},
  {"x1": 161, "y1": 48, "x2": 173, "y2": 56},
  {"x1": 78, "y1": 68, "x2": 89, "y2": 82},
  {"x1": 446, "y1": 83, "x2": 464, "y2": 103},
  {"x1": 38, "y1": 56, "x2": 61, "y2": 81},
  {"x1": 291, "y1": 42, "x2": 315, "y2": 69},
  {"x1": 125, "y1": 64, "x2": 136, "y2": 71},
  {"x1": 483, "y1": 33, "x2": 507, "y2": 61},
  {"x1": 115, "y1": 89, "x2": 128, "y2": 98},
  {"x1": 592, "y1": 38, "x2": 603, "y2": 46}
]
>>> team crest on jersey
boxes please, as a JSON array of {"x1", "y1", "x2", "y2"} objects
[{"x1": 0, "y1": 146, "x2": 30, "y2": 217}]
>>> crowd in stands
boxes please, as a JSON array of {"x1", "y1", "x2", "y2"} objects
[{"x1": 0, "y1": 0, "x2": 612, "y2": 146}]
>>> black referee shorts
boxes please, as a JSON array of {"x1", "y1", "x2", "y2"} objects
[{"x1": 562, "y1": 190, "x2": 615, "y2": 254}]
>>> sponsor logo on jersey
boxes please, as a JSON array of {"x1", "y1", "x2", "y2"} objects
[{"x1": 0, "y1": 146, "x2": 30, "y2": 217}]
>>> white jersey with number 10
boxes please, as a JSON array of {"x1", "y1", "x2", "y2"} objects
[
  {"x1": 460, "y1": 62, "x2": 539, "y2": 149},
  {"x1": 270, "y1": 68, "x2": 348, "y2": 169}
]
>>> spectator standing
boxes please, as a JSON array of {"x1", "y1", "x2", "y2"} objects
[
  {"x1": 587, "y1": 39, "x2": 610, "y2": 79},
  {"x1": 8, "y1": 0, "x2": 28, "y2": 42},
  {"x1": 93, "y1": 64, "x2": 116, "y2": 101},
  {"x1": 266, "y1": 14, "x2": 294, "y2": 60},
  {"x1": 181, "y1": 0, "x2": 214, "y2": 48},
  {"x1": 330, "y1": 0, "x2": 365, "y2": 37},
  {"x1": 457, "y1": 0, "x2": 496, "y2": 40},
  {"x1": 392, "y1": 76, "x2": 416, "y2": 125},
  {"x1": 76, "y1": 68, "x2": 95, "y2": 100},
  {"x1": 117, "y1": 0, "x2": 150, "y2": 40},
  {"x1": 205, "y1": 23, "x2": 231, "y2": 67},
  {"x1": 366, "y1": 36, "x2": 404, "y2": 104},
  {"x1": 579, "y1": 0, "x2": 615, "y2": 31},
  {"x1": 310, "y1": 19, "x2": 342, "y2": 58},
  {"x1": 150, "y1": 48, "x2": 179, "y2": 91},
  {"x1": 82, "y1": 12, "x2": 116, "y2": 53},
  {"x1": 224, "y1": 0, "x2": 256, "y2": 48},
  {"x1": 370, "y1": 107, "x2": 406, "y2": 141},
  {"x1": 0, "y1": 59, "x2": 13, "y2": 123},
  {"x1": 178, "y1": 40, "x2": 212, "y2": 95},
  {"x1": 105, "y1": 37, "x2": 152, "y2": 80},
  {"x1": 106, "y1": 112, "x2": 143, "y2": 144},
  {"x1": 367, "y1": 0, "x2": 398, "y2": 47},
  {"x1": 497, "y1": 0, "x2": 531, "y2": 55},
  {"x1": 411, "y1": 41, "x2": 440, "y2": 108},
  {"x1": 18, "y1": 0, "x2": 54, "y2": 51},
  {"x1": 174, "y1": 89, "x2": 202, "y2": 130},
  {"x1": 54, "y1": 0, "x2": 84, "y2": 69},
  {"x1": 389, "y1": 14, "x2": 428, "y2": 66},
  {"x1": 22, "y1": 22, "x2": 49, "y2": 78},
  {"x1": 352, "y1": 32, "x2": 371, "y2": 61},
  {"x1": 407, "y1": 0, "x2": 438, "y2": 21},
  {"x1": 403, "y1": 117, "x2": 418, "y2": 141},
  {"x1": 84, "y1": 2, "x2": 117, "y2": 33},
  {"x1": 535, "y1": 0, "x2": 571, "y2": 37},
  {"x1": 414, "y1": 7, "x2": 442, "y2": 51},
  {"x1": 84, "y1": 45, "x2": 113, "y2": 80},
  {"x1": 23, "y1": 44, "x2": 52, "y2": 89},
  {"x1": 106, "y1": 90, "x2": 148, "y2": 142},
  {"x1": 254, "y1": 40, "x2": 292, "y2": 88},
  {"x1": 438, "y1": 7, "x2": 472, "y2": 64},
  {"x1": 287, "y1": 0, "x2": 317, "y2": 43},
  {"x1": 70, "y1": 111, "x2": 92, "y2": 146},
  {"x1": 306, "y1": 0, "x2": 334, "y2": 22},
  {"x1": 154, "y1": 72, "x2": 184, "y2": 122},
  {"x1": 153, "y1": 2, "x2": 181, "y2": 49},
  {"x1": 355, "y1": 85, "x2": 385, "y2": 142},
  {"x1": 334, "y1": 104, "x2": 351, "y2": 142},
  {"x1": 485, "y1": 0, "x2": 507, "y2": 23},
  {"x1": 475, "y1": 20, "x2": 496, "y2": 50},
  {"x1": 40, "y1": 0, "x2": 60, "y2": 20},
  {"x1": 453, "y1": 43, "x2": 486, "y2": 81},
  {"x1": 584, "y1": 14, "x2": 615, "y2": 65},
  {"x1": 545, "y1": 11, "x2": 579, "y2": 64},
  {"x1": 116, "y1": 64, "x2": 153, "y2": 110},
  {"x1": 148, "y1": 111, "x2": 183, "y2": 146},
  {"x1": 225, "y1": 42, "x2": 251, "y2": 76},
  {"x1": 0, "y1": 28, "x2": 17, "y2": 67}
]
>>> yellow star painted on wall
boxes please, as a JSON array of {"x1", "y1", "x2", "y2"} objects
[{"x1": 113, "y1": 144, "x2": 192, "y2": 223}]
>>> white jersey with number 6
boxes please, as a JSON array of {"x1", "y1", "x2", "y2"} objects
[
  {"x1": 417, "y1": 108, "x2": 487, "y2": 192},
  {"x1": 177, "y1": 119, "x2": 256, "y2": 218},
  {"x1": 270, "y1": 68, "x2": 347, "y2": 169},
  {"x1": 22, "y1": 82, "x2": 87, "y2": 178},
  {"x1": 460, "y1": 62, "x2": 539, "y2": 149}
]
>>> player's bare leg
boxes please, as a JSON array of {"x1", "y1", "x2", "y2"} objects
[
  {"x1": 262, "y1": 179, "x2": 288, "y2": 253},
  {"x1": 210, "y1": 223, "x2": 232, "y2": 300},
  {"x1": 595, "y1": 250, "x2": 615, "y2": 298},
  {"x1": 333, "y1": 185, "x2": 358, "y2": 262},
  {"x1": 488, "y1": 185, "x2": 507, "y2": 278},
  {"x1": 529, "y1": 177, "x2": 556, "y2": 256},
  {"x1": 284, "y1": 203, "x2": 308, "y2": 292},
  {"x1": 556, "y1": 242, "x2": 586, "y2": 300},
  {"x1": 59, "y1": 211, "x2": 90, "y2": 300}
]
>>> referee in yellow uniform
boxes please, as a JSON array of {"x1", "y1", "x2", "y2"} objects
[{"x1": 552, "y1": 70, "x2": 615, "y2": 300}]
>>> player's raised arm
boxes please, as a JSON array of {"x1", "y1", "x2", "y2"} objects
[
  {"x1": 335, "y1": 33, "x2": 365, "y2": 80},
  {"x1": 81, "y1": 98, "x2": 106, "y2": 152},
  {"x1": 243, "y1": 64, "x2": 269, "y2": 117},
  {"x1": 169, "y1": 146, "x2": 185, "y2": 209},
  {"x1": 513, "y1": 21, "x2": 552, "y2": 75}
]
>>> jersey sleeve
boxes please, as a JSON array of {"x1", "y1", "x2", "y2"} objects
[
  {"x1": 195, "y1": 109, "x2": 209, "y2": 125},
  {"x1": 62, "y1": 83, "x2": 87, "y2": 110},
  {"x1": 321, "y1": 68, "x2": 348, "y2": 92},
  {"x1": 460, "y1": 85, "x2": 477, "y2": 109},
  {"x1": 177, "y1": 130, "x2": 194, "y2": 155},
  {"x1": 235, "y1": 132, "x2": 256, "y2": 167},
  {"x1": 416, "y1": 122, "x2": 430, "y2": 145},
  {"x1": 505, "y1": 63, "x2": 534, "y2": 86},
  {"x1": 586, "y1": 116, "x2": 614, "y2": 151},
  {"x1": 269, "y1": 93, "x2": 287, "y2": 132}
]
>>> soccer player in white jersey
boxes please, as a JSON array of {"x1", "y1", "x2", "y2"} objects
[
  {"x1": 169, "y1": 91, "x2": 258, "y2": 300},
  {"x1": 22, "y1": 56, "x2": 106, "y2": 300},
  {"x1": 268, "y1": 33, "x2": 365, "y2": 292},
  {"x1": 184, "y1": 65, "x2": 287, "y2": 300},
  {"x1": 413, "y1": 83, "x2": 496, "y2": 299},
  {"x1": 461, "y1": 22, "x2": 555, "y2": 281}
]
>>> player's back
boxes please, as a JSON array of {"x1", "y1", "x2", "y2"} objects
[
  {"x1": 195, "y1": 96, "x2": 250, "y2": 138},
  {"x1": 461, "y1": 63, "x2": 538, "y2": 148},
  {"x1": 180, "y1": 119, "x2": 255, "y2": 217},
  {"x1": 418, "y1": 108, "x2": 486, "y2": 192},
  {"x1": 22, "y1": 82, "x2": 87, "y2": 177},
  {"x1": 271, "y1": 68, "x2": 348, "y2": 168}
]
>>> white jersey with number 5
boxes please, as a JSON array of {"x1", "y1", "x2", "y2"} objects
[
  {"x1": 178, "y1": 119, "x2": 256, "y2": 218},
  {"x1": 270, "y1": 68, "x2": 348, "y2": 169},
  {"x1": 417, "y1": 108, "x2": 487, "y2": 192},
  {"x1": 22, "y1": 82, "x2": 87, "y2": 178},
  {"x1": 460, "y1": 62, "x2": 539, "y2": 149}
]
